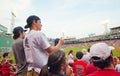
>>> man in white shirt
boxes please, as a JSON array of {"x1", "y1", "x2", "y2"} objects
[{"x1": 24, "y1": 15, "x2": 64, "y2": 76}]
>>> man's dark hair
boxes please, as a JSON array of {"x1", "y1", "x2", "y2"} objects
[
  {"x1": 13, "y1": 26, "x2": 25, "y2": 39},
  {"x1": 13, "y1": 33, "x2": 20, "y2": 40},
  {"x1": 92, "y1": 55, "x2": 113, "y2": 69},
  {"x1": 25, "y1": 15, "x2": 40, "y2": 28},
  {"x1": 76, "y1": 52, "x2": 83, "y2": 59},
  {"x1": 3, "y1": 52, "x2": 9, "y2": 58}
]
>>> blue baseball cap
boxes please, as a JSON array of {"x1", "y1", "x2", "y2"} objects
[
  {"x1": 25, "y1": 15, "x2": 40, "y2": 28},
  {"x1": 13, "y1": 26, "x2": 26, "y2": 35},
  {"x1": 54, "y1": 38, "x2": 60, "y2": 46}
]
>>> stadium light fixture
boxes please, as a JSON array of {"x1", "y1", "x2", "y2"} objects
[
  {"x1": 10, "y1": 9, "x2": 16, "y2": 34},
  {"x1": 102, "y1": 19, "x2": 110, "y2": 35}
]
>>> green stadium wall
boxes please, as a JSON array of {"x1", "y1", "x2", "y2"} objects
[{"x1": 0, "y1": 35, "x2": 14, "y2": 53}]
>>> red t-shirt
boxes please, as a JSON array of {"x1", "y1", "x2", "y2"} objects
[
  {"x1": 0, "y1": 63, "x2": 10, "y2": 76},
  {"x1": 86, "y1": 63, "x2": 98, "y2": 75},
  {"x1": 72, "y1": 60, "x2": 87, "y2": 76},
  {"x1": 88, "y1": 69, "x2": 120, "y2": 76}
]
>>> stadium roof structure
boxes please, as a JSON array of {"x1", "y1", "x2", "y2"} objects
[
  {"x1": 0, "y1": 24, "x2": 7, "y2": 33},
  {"x1": 110, "y1": 26, "x2": 120, "y2": 30}
]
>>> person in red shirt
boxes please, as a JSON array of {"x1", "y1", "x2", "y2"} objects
[
  {"x1": 88, "y1": 43, "x2": 120, "y2": 76},
  {"x1": 0, "y1": 52, "x2": 15, "y2": 76},
  {"x1": 72, "y1": 52, "x2": 87, "y2": 76},
  {"x1": 86, "y1": 62, "x2": 98, "y2": 75}
]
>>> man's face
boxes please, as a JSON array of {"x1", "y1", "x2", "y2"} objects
[
  {"x1": 32, "y1": 20, "x2": 42, "y2": 30},
  {"x1": 19, "y1": 31, "x2": 26, "y2": 39},
  {"x1": 36, "y1": 20, "x2": 42, "y2": 30},
  {"x1": 22, "y1": 31, "x2": 26, "y2": 39}
]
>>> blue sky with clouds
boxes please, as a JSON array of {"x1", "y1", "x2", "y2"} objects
[{"x1": 0, "y1": 0, "x2": 120, "y2": 38}]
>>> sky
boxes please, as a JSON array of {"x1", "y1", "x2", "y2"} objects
[{"x1": 0, "y1": 0, "x2": 120, "y2": 38}]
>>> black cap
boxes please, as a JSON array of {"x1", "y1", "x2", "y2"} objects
[
  {"x1": 13, "y1": 26, "x2": 26, "y2": 35},
  {"x1": 76, "y1": 52, "x2": 83, "y2": 59},
  {"x1": 25, "y1": 15, "x2": 40, "y2": 28}
]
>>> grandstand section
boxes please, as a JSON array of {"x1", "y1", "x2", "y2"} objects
[
  {"x1": 0, "y1": 24, "x2": 7, "y2": 34},
  {"x1": 64, "y1": 26, "x2": 120, "y2": 50},
  {"x1": 110, "y1": 26, "x2": 120, "y2": 35}
]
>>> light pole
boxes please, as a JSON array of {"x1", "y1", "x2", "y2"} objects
[
  {"x1": 103, "y1": 19, "x2": 110, "y2": 35},
  {"x1": 11, "y1": 9, "x2": 16, "y2": 34}
]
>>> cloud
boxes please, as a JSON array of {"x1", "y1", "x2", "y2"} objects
[
  {"x1": 102, "y1": 19, "x2": 110, "y2": 25},
  {"x1": 0, "y1": 0, "x2": 31, "y2": 33},
  {"x1": 0, "y1": 0, "x2": 120, "y2": 38},
  {"x1": 1, "y1": 0, "x2": 31, "y2": 15}
]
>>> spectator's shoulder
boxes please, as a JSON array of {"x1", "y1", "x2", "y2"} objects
[
  {"x1": 87, "y1": 71, "x2": 98, "y2": 76},
  {"x1": 37, "y1": 31, "x2": 45, "y2": 35}
]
